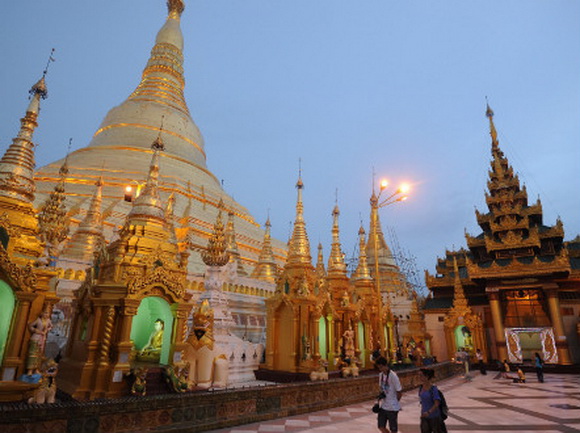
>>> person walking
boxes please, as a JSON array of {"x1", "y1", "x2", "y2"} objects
[
  {"x1": 418, "y1": 368, "x2": 447, "y2": 433},
  {"x1": 375, "y1": 356, "x2": 403, "y2": 433},
  {"x1": 535, "y1": 352, "x2": 544, "y2": 383},
  {"x1": 475, "y1": 349, "x2": 486, "y2": 375}
]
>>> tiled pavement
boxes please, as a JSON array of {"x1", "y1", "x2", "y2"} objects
[{"x1": 209, "y1": 373, "x2": 580, "y2": 433}]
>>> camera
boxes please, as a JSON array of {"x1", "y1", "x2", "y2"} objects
[{"x1": 377, "y1": 391, "x2": 386, "y2": 400}]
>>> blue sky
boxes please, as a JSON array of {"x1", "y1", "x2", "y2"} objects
[{"x1": 1, "y1": 0, "x2": 579, "y2": 284}]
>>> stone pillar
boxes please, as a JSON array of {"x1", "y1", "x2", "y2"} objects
[
  {"x1": 545, "y1": 286, "x2": 571, "y2": 365},
  {"x1": 488, "y1": 290, "x2": 507, "y2": 361}
]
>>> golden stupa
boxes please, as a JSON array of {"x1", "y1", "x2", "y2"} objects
[{"x1": 33, "y1": 0, "x2": 286, "y2": 273}]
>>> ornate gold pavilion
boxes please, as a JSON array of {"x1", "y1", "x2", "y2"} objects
[{"x1": 425, "y1": 106, "x2": 580, "y2": 365}]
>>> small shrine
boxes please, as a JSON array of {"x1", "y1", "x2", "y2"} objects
[
  {"x1": 0, "y1": 74, "x2": 60, "y2": 401},
  {"x1": 57, "y1": 136, "x2": 192, "y2": 399},
  {"x1": 425, "y1": 106, "x2": 577, "y2": 365}
]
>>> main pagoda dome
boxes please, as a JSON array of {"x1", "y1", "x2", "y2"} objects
[{"x1": 34, "y1": 0, "x2": 286, "y2": 272}]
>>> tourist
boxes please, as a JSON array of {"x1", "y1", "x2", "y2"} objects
[
  {"x1": 375, "y1": 356, "x2": 403, "y2": 433},
  {"x1": 535, "y1": 352, "x2": 544, "y2": 383},
  {"x1": 418, "y1": 368, "x2": 447, "y2": 433},
  {"x1": 475, "y1": 348, "x2": 486, "y2": 375}
]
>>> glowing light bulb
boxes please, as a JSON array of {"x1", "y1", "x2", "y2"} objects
[
  {"x1": 125, "y1": 185, "x2": 132, "y2": 193},
  {"x1": 400, "y1": 183, "x2": 410, "y2": 194},
  {"x1": 380, "y1": 179, "x2": 389, "y2": 190}
]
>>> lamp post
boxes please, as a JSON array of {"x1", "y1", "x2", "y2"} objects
[{"x1": 370, "y1": 179, "x2": 409, "y2": 362}]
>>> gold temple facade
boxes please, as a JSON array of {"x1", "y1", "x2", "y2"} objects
[
  {"x1": 0, "y1": 1, "x2": 425, "y2": 402},
  {"x1": 424, "y1": 106, "x2": 580, "y2": 365}
]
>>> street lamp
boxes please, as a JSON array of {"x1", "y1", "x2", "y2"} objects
[{"x1": 370, "y1": 178, "x2": 410, "y2": 361}]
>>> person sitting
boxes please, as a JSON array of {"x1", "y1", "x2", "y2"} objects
[
  {"x1": 138, "y1": 319, "x2": 164, "y2": 363},
  {"x1": 512, "y1": 366, "x2": 526, "y2": 383}
]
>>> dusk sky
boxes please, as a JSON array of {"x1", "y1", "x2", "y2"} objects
[{"x1": 1, "y1": 1, "x2": 579, "y2": 288}]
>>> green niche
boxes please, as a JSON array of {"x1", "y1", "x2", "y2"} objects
[
  {"x1": 318, "y1": 317, "x2": 327, "y2": 359},
  {"x1": 357, "y1": 321, "x2": 365, "y2": 351},
  {"x1": 130, "y1": 296, "x2": 174, "y2": 365},
  {"x1": 0, "y1": 280, "x2": 15, "y2": 363}
]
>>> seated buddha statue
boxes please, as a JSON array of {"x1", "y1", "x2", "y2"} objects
[{"x1": 137, "y1": 319, "x2": 164, "y2": 363}]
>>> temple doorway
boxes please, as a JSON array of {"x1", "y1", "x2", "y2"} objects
[
  {"x1": 0, "y1": 280, "x2": 15, "y2": 363},
  {"x1": 505, "y1": 327, "x2": 558, "y2": 364},
  {"x1": 130, "y1": 296, "x2": 174, "y2": 365}
]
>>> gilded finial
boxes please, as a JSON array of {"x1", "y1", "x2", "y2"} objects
[
  {"x1": 251, "y1": 216, "x2": 277, "y2": 282},
  {"x1": 202, "y1": 199, "x2": 230, "y2": 267},
  {"x1": 452, "y1": 256, "x2": 467, "y2": 307},
  {"x1": 167, "y1": 0, "x2": 185, "y2": 18},
  {"x1": 296, "y1": 158, "x2": 303, "y2": 189},
  {"x1": 485, "y1": 98, "x2": 498, "y2": 147},
  {"x1": 30, "y1": 48, "x2": 54, "y2": 100}
]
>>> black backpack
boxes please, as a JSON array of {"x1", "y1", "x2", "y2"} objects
[{"x1": 420, "y1": 385, "x2": 449, "y2": 420}]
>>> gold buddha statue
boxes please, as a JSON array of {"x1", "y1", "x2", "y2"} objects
[{"x1": 138, "y1": 319, "x2": 164, "y2": 363}]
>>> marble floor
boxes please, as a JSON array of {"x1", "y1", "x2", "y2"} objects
[{"x1": 209, "y1": 372, "x2": 580, "y2": 433}]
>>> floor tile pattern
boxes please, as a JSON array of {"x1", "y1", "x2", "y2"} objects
[{"x1": 208, "y1": 373, "x2": 580, "y2": 433}]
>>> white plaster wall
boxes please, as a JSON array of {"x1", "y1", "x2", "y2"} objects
[{"x1": 424, "y1": 312, "x2": 448, "y2": 361}]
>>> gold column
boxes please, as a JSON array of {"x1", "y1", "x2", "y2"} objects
[
  {"x1": 311, "y1": 314, "x2": 320, "y2": 361},
  {"x1": 266, "y1": 309, "x2": 276, "y2": 369},
  {"x1": 2, "y1": 292, "x2": 35, "y2": 378},
  {"x1": 546, "y1": 286, "x2": 571, "y2": 365},
  {"x1": 292, "y1": 314, "x2": 299, "y2": 372},
  {"x1": 488, "y1": 290, "x2": 507, "y2": 361},
  {"x1": 327, "y1": 316, "x2": 334, "y2": 367}
]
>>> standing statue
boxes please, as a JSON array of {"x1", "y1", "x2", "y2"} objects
[
  {"x1": 26, "y1": 309, "x2": 53, "y2": 375},
  {"x1": 342, "y1": 324, "x2": 355, "y2": 359}
]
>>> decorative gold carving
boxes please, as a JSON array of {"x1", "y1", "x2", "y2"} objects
[
  {"x1": 0, "y1": 243, "x2": 37, "y2": 291},
  {"x1": 126, "y1": 263, "x2": 186, "y2": 300},
  {"x1": 202, "y1": 201, "x2": 229, "y2": 267},
  {"x1": 188, "y1": 299, "x2": 214, "y2": 350},
  {"x1": 467, "y1": 250, "x2": 570, "y2": 279}
]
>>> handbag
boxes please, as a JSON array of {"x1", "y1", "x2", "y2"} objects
[{"x1": 372, "y1": 402, "x2": 381, "y2": 413}]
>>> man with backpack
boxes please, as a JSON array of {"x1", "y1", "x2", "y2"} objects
[{"x1": 418, "y1": 368, "x2": 448, "y2": 433}]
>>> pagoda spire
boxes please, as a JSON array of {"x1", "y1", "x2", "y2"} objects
[
  {"x1": 127, "y1": 133, "x2": 165, "y2": 221},
  {"x1": 226, "y1": 211, "x2": 248, "y2": 276},
  {"x1": 61, "y1": 177, "x2": 105, "y2": 262},
  {"x1": 202, "y1": 200, "x2": 230, "y2": 267},
  {"x1": 327, "y1": 204, "x2": 347, "y2": 277},
  {"x1": 451, "y1": 256, "x2": 468, "y2": 309},
  {"x1": 366, "y1": 191, "x2": 397, "y2": 290},
  {"x1": 286, "y1": 168, "x2": 313, "y2": 267},
  {"x1": 251, "y1": 217, "x2": 278, "y2": 283},
  {"x1": 315, "y1": 242, "x2": 326, "y2": 279},
  {"x1": 37, "y1": 141, "x2": 71, "y2": 261},
  {"x1": 0, "y1": 74, "x2": 49, "y2": 203},
  {"x1": 354, "y1": 226, "x2": 372, "y2": 281},
  {"x1": 127, "y1": 0, "x2": 188, "y2": 114}
]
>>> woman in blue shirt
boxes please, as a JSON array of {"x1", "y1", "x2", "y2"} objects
[{"x1": 418, "y1": 368, "x2": 446, "y2": 433}]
